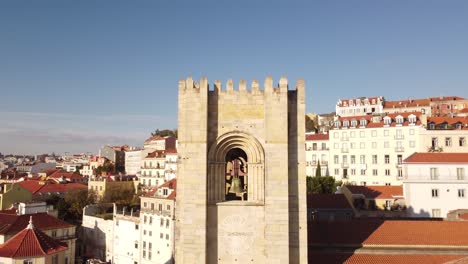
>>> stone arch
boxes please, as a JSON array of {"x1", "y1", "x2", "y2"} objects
[{"x1": 207, "y1": 131, "x2": 265, "y2": 203}]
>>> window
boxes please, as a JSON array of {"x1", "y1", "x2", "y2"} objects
[
  {"x1": 350, "y1": 155, "x2": 356, "y2": 164},
  {"x1": 384, "y1": 130, "x2": 389, "y2": 136},
  {"x1": 167, "y1": 205, "x2": 171, "y2": 210},
  {"x1": 135, "y1": 241, "x2": 138, "y2": 249},
  {"x1": 409, "y1": 141, "x2": 415, "y2": 148},
  {"x1": 23, "y1": 260, "x2": 33, "y2": 264},
  {"x1": 460, "y1": 137, "x2": 466, "y2": 147},
  {"x1": 360, "y1": 131, "x2": 365, "y2": 138},
  {"x1": 384, "y1": 155, "x2": 390, "y2": 164},
  {"x1": 372, "y1": 142, "x2": 377, "y2": 149},
  {"x1": 409, "y1": 129, "x2": 415, "y2": 135},
  {"x1": 334, "y1": 169, "x2": 339, "y2": 176},
  {"x1": 432, "y1": 209, "x2": 441, "y2": 217},
  {"x1": 445, "y1": 137, "x2": 452, "y2": 147},
  {"x1": 144, "y1": 230, "x2": 147, "y2": 235},
  {"x1": 371, "y1": 130, "x2": 377, "y2": 137},
  {"x1": 166, "y1": 234, "x2": 170, "y2": 240},
  {"x1": 160, "y1": 233, "x2": 164, "y2": 239},
  {"x1": 430, "y1": 168, "x2": 439, "y2": 180},
  {"x1": 459, "y1": 189, "x2": 466, "y2": 198},
  {"x1": 350, "y1": 131, "x2": 356, "y2": 138},
  {"x1": 334, "y1": 132, "x2": 339, "y2": 138},
  {"x1": 384, "y1": 141, "x2": 389, "y2": 148},
  {"x1": 52, "y1": 256, "x2": 58, "y2": 264},
  {"x1": 360, "y1": 119, "x2": 367, "y2": 127},
  {"x1": 457, "y1": 168, "x2": 465, "y2": 180},
  {"x1": 166, "y1": 219, "x2": 170, "y2": 228},
  {"x1": 312, "y1": 143, "x2": 317, "y2": 150},
  {"x1": 144, "y1": 215, "x2": 147, "y2": 224},
  {"x1": 372, "y1": 169, "x2": 378, "y2": 176},
  {"x1": 395, "y1": 115, "x2": 404, "y2": 125},
  {"x1": 385, "y1": 169, "x2": 390, "y2": 176},
  {"x1": 360, "y1": 155, "x2": 366, "y2": 164},
  {"x1": 372, "y1": 155, "x2": 377, "y2": 164},
  {"x1": 161, "y1": 218, "x2": 164, "y2": 226},
  {"x1": 351, "y1": 169, "x2": 356, "y2": 175},
  {"x1": 360, "y1": 169, "x2": 366, "y2": 176},
  {"x1": 51, "y1": 230, "x2": 57, "y2": 237},
  {"x1": 334, "y1": 143, "x2": 339, "y2": 149},
  {"x1": 350, "y1": 142, "x2": 356, "y2": 149},
  {"x1": 398, "y1": 168, "x2": 403, "y2": 177},
  {"x1": 360, "y1": 142, "x2": 365, "y2": 149},
  {"x1": 397, "y1": 155, "x2": 402, "y2": 164},
  {"x1": 334, "y1": 155, "x2": 339, "y2": 164},
  {"x1": 383, "y1": 117, "x2": 391, "y2": 126},
  {"x1": 431, "y1": 189, "x2": 439, "y2": 198},
  {"x1": 149, "y1": 231, "x2": 152, "y2": 236},
  {"x1": 351, "y1": 119, "x2": 357, "y2": 127},
  {"x1": 408, "y1": 114, "x2": 416, "y2": 124},
  {"x1": 432, "y1": 137, "x2": 438, "y2": 148},
  {"x1": 321, "y1": 142, "x2": 327, "y2": 150}
]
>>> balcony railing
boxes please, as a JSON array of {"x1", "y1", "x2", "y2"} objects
[
  {"x1": 394, "y1": 134, "x2": 405, "y2": 140},
  {"x1": 341, "y1": 148, "x2": 349, "y2": 153},
  {"x1": 140, "y1": 208, "x2": 173, "y2": 217},
  {"x1": 395, "y1": 147, "x2": 405, "y2": 152},
  {"x1": 341, "y1": 163, "x2": 349, "y2": 168},
  {"x1": 342, "y1": 137, "x2": 349, "y2": 142}
]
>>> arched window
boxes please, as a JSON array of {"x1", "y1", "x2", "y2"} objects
[
  {"x1": 408, "y1": 114, "x2": 416, "y2": 124},
  {"x1": 360, "y1": 118, "x2": 367, "y2": 127},
  {"x1": 396, "y1": 115, "x2": 404, "y2": 125},
  {"x1": 343, "y1": 120, "x2": 349, "y2": 127},
  {"x1": 225, "y1": 148, "x2": 248, "y2": 201},
  {"x1": 351, "y1": 119, "x2": 357, "y2": 128},
  {"x1": 334, "y1": 121, "x2": 341, "y2": 128},
  {"x1": 383, "y1": 116, "x2": 391, "y2": 126}
]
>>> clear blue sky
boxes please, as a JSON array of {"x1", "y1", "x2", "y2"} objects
[{"x1": 1, "y1": 0, "x2": 467, "y2": 154}]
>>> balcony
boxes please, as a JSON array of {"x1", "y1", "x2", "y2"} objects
[
  {"x1": 320, "y1": 160, "x2": 328, "y2": 165},
  {"x1": 341, "y1": 148, "x2": 349, "y2": 153},
  {"x1": 394, "y1": 134, "x2": 405, "y2": 140},
  {"x1": 395, "y1": 147, "x2": 405, "y2": 152},
  {"x1": 141, "y1": 208, "x2": 173, "y2": 217},
  {"x1": 341, "y1": 137, "x2": 349, "y2": 142},
  {"x1": 341, "y1": 162, "x2": 349, "y2": 168}
]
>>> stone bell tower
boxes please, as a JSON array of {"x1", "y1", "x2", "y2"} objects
[{"x1": 175, "y1": 76, "x2": 307, "y2": 263}]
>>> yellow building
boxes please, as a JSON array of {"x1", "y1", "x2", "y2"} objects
[
  {"x1": 88, "y1": 175, "x2": 137, "y2": 200},
  {"x1": 0, "y1": 183, "x2": 32, "y2": 210}
]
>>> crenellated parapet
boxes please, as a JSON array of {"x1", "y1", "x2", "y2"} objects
[{"x1": 178, "y1": 75, "x2": 305, "y2": 95}]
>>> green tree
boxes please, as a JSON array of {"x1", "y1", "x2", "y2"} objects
[
  {"x1": 151, "y1": 129, "x2": 178, "y2": 138},
  {"x1": 315, "y1": 161, "x2": 322, "y2": 177},
  {"x1": 305, "y1": 115, "x2": 317, "y2": 132},
  {"x1": 307, "y1": 176, "x2": 342, "y2": 194},
  {"x1": 64, "y1": 189, "x2": 97, "y2": 221}
]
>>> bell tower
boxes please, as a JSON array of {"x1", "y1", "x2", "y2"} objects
[{"x1": 175, "y1": 76, "x2": 308, "y2": 263}]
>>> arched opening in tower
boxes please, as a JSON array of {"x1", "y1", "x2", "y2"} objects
[{"x1": 225, "y1": 148, "x2": 248, "y2": 201}]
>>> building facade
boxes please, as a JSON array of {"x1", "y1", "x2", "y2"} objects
[
  {"x1": 403, "y1": 152, "x2": 468, "y2": 218},
  {"x1": 175, "y1": 76, "x2": 308, "y2": 263},
  {"x1": 305, "y1": 134, "x2": 329, "y2": 177}
]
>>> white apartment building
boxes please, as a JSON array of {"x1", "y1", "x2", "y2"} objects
[
  {"x1": 305, "y1": 133, "x2": 329, "y2": 177},
  {"x1": 403, "y1": 152, "x2": 468, "y2": 218},
  {"x1": 328, "y1": 113, "x2": 422, "y2": 186},
  {"x1": 141, "y1": 150, "x2": 166, "y2": 187},
  {"x1": 144, "y1": 136, "x2": 176, "y2": 151},
  {"x1": 419, "y1": 116, "x2": 468, "y2": 153},
  {"x1": 112, "y1": 211, "x2": 140, "y2": 264},
  {"x1": 384, "y1": 98, "x2": 432, "y2": 116},
  {"x1": 139, "y1": 179, "x2": 176, "y2": 264},
  {"x1": 164, "y1": 149, "x2": 177, "y2": 181},
  {"x1": 125, "y1": 149, "x2": 153, "y2": 176},
  {"x1": 336, "y1": 96, "x2": 384, "y2": 117}
]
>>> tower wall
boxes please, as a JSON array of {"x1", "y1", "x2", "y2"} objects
[{"x1": 176, "y1": 76, "x2": 308, "y2": 263}]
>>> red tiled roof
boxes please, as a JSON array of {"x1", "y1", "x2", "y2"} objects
[
  {"x1": 165, "y1": 148, "x2": 177, "y2": 154},
  {"x1": 428, "y1": 116, "x2": 467, "y2": 125},
  {"x1": 159, "y1": 178, "x2": 177, "y2": 190},
  {"x1": 460, "y1": 213, "x2": 468, "y2": 220},
  {"x1": 145, "y1": 150, "x2": 166, "y2": 159},
  {"x1": 39, "y1": 169, "x2": 60, "y2": 176},
  {"x1": 49, "y1": 171, "x2": 84, "y2": 180},
  {"x1": 307, "y1": 194, "x2": 352, "y2": 209},
  {"x1": 404, "y1": 153, "x2": 468, "y2": 164},
  {"x1": 166, "y1": 191, "x2": 176, "y2": 200},
  {"x1": 429, "y1": 96, "x2": 465, "y2": 102},
  {"x1": 144, "y1": 135, "x2": 166, "y2": 143},
  {"x1": 310, "y1": 253, "x2": 468, "y2": 264},
  {"x1": 309, "y1": 220, "x2": 468, "y2": 246},
  {"x1": 384, "y1": 98, "x2": 431, "y2": 108},
  {"x1": 345, "y1": 185, "x2": 403, "y2": 199},
  {"x1": 306, "y1": 134, "x2": 329, "y2": 141},
  {"x1": 17, "y1": 180, "x2": 87, "y2": 195},
  {"x1": 0, "y1": 213, "x2": 73, "y2": 235},
  {"x1": 461, "y1": 108, "x2": 468, "y2": 113},
  {"x1": 0, "y1": 222, "x2": 67, "y2": 257}
]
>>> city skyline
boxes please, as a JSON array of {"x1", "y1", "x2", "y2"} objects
[{"x1": 1, "y1": 0, "x2": 468, "y2": 154}]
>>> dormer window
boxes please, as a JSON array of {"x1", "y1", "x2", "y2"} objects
[
  {"x1": 351, "y1": 119, "x2": 357, "y2": 128},
  {"x1": 429, "y1": 123, "x2": 435, "y2": 130},
  {"x1": 383, "y1": 116, "x2": 391, "y2": 126},
  {"x1": 442, "y1": 123, "x2": 448, "y2": 129},
  {"x1": 349, "y1": 100, "x2": 353, "y2": 106},
  {"x1": 360, "y1": 119, "x2": 367, "y2": 127},
  {"x1": 372, "y1": 99, "x2": 376, "y2": 104},
  {"x1": 408, "y1": 114, "x2": 417, "y2": 124},
  {"x1": 334, "y1": 121, "x2": 341, "y2": 128},
  {"x1": 343, "y1": 120, "x2": 350, "y2": 127},
  {"x1": 456, "y1": 123, "x2": 462, "y2": 129},
  {"x1": 395, "y1": 115, "x2": 404, "y2": 125}
]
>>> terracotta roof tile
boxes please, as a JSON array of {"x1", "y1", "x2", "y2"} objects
[
  {"x1": 404, "y1": 153, "x2": 468, "y2": 163},
  {"x1": 345, "y1": 185, "x2": 403, "y2": 199},
  {"x1": 310, "y1": 253, "x2": 468, "y2": 264},
  {"x1": 307, "y1": 194, "x2": 352, "y2": 209},
  {"x1": 384, "y1": 98, "x2": 431, "y2": 108},
  {"x1": 309, "y1": 220, "x2": 468, "y2": 246},
  {"x1": 17, "y1": 180, "x2": 87, "y2": 195},
  {"x1": 159, "y1": 178, "x2": 176, "y2": 190},
  {"x1": 460, "y1": 213, "x2": 468, "y2": 220},
  {"x1": 0, "y1": 213, "x2": 73, "y2": 235},
  {"x1": 0, "y1": 222, "x2": 67, "y2": 257},
  {"x1": 306, "y1": 134, "x2": 329, "y2": 141}
]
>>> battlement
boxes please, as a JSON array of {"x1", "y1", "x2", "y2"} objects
[{"x1": 178, "y1": 76, "x2": 305, "y2": 95}]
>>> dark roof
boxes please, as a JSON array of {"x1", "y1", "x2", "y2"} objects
[
  {"x1": 307, "y1": 194, "x2": 352, "y2": 209},
  {"x1": 306, "y1": 134, "x2": 329, "y2": 141}
]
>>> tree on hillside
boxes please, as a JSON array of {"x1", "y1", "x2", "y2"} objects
[
  {"x1": 315, "y1": 161, "x2": 322, "y2": 177},
  {"x1": 151, "y1": 129, "x2": 178, "y2": 138},
  {"x1": 305, "y1": 115, "x2": 317, "y2": 133}
]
